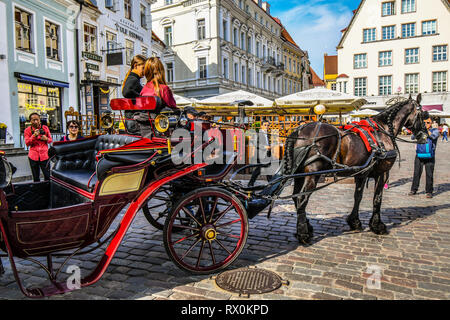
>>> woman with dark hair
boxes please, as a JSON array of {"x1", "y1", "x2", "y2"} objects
[
  {"x1": 60, "y1": 120, "x2": 84, "y2": 141},
  {"x1": 141, "y1": 57, "x2": 178, "y2": 110},
  {"x1": 122, "y1": 54, "x2": 147, "y2": 98}
]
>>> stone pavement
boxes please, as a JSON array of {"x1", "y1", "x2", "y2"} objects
[{"x1": 0, "y1": 138, "x2": 449, "y2": 300}]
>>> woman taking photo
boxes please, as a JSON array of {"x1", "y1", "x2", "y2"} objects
[
  {"x1": 141, "y1": 57, "x2": 178, "y2": 110},
  {"x1": 122, "y1": 54, "x2": 147, "y2": 98},
  {"x1": 60, "y1": 120, "x2": 84, "y2": 141}
]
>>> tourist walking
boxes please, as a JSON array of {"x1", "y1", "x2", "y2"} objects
[
  {"x1": 409, "y1": 116, "x2": 440, "y2": 198},
  {"x1": 442, "y1": 123, "x2": 448, "y2": 142}
]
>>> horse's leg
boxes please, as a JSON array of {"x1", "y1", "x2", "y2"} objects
[
  {"x1": 369, "y1": 172, "x2": 389, "y2": 235},
  {"x1": 292, "y1": 177, "x2": 305, "y2": 211},
  {"x1": 346, "y1": 175, "x2": 368, "y2": 231},
  {"x1": 294, "y1": 175, "x2": 318, "y2": 244}
]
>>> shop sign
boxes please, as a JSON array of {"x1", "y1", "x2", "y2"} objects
[
  {"x1": 115, "y1": 21, "x2": 144, "y2": 42},
  {"x1": 86, "y1": 63, "x2": 99, "y2": 71},
  {"x1": 82, "y1": 51, "x2": 103, "y2": 62}
]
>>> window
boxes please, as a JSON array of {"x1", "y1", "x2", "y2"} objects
[
  {"x1": 223, "y1": 58, "x2": 228, "y2": 79},
  {"x1": 247, "y1": 36, "x2": 252, "y2": 54},
  {"x1": 234, "y1": 63, "x2": 239, "y2": 82},
  {"x1": 379, "y1": 75, "x2": 392, "y2": 95},
  {"x1": 382, "y1": 2, "x2": 395, "y2": 16},
  {"x1": 142, "y1": 45, "x2": 148, "y2": 57},
  {"x1": 363, "y1": 28, "x2": 376, "y2": 42},
  {"x1": 125, "y1": 39, "x2": 134, "y2": 65},
  {"x1": 248, "y1": 68, "x2": 252, "y2": 86},
  {"x1": 233, "y1": 28, "x2": 238, "y2": 46},
  {"x1": 257, "y1": 71, "x2": 261, "y2": 88},
  {"x1": 343, "y1": 81, "x2": 347, "y2": 93},
  {"x1": 140, "y1": 5, "x2": 147, "y2": 29},
  {"x1": 433, "y1": 45, "x2": 448, "y2": 62},
  {"x1": 107, "y1": 77, "x2": 118, "y2": 99},
  {"x1": 197, "y1": 19, "x2": 206, "y2": 40},
  {"x1": 45, "y1": 21, "x2": 59, "y2": 60},
  {"x1": 354, "y1": 53, "x2": 367, "y2": 69},
  {"x1": 165, "y1": 0, "x2": 173, "y2": 4},
  {"x1": 18, "y1": 83, "x2": 62, "y2": 133},
  {"x1": 241, "y1": 65, "x2": 246, "y2": 84},
  {"x1": 379, "y1": 51, "x2": 392, "y2": 66},
  {"x1": 83, "y1": 24, "x2": 97, "y2": 53},
  {"x1": 401, "y1": 0, "x2": 415, "y2": 13},
  {"x1": 405, "y1": 48, "x2": 419, "y2": 64},
  {"x1": 432, "y1": 71, "x2": 447, "y2": 92},
  {"x1": 240, "y1": 32, "x2": 245, "y2": 49},
  {"x1": 354, "y1": 77, "x2": 367, "y2": 96},
  {"x1": 14, "y1": 7, "x2": 32, "y2": 53},
  {"x1": 164, "y1": 26, "x2": 172, "y2": 46},
  {"x1": 331, "y1": 83, "x2": 336, "y2": 91},
  {"x1": 166, "y1": 62, "x2": 174, "y2": 82},
  {"x1": 382, "y1": 25, "x2": 395, "y2": 40},
  {"x1": 422, "y1": 20, "x2": 436, "y2": 35},
  {"x1": 106, "y1": 31, "x2": 117, "y2": 52},
  {"x1": 405, "y1": 73, "x2": 419, "y2": 93},
  {"x1": 401, "y1": 23, "x2": 415, "y2": 38},
  {"x1": 199, "y1": 57, "x2": 207, "y2": 79},
  {"x1": 222, "y1": 20, "x2": 228, "y2": 41},
  {"x1": 256, "y1": 41, "x2": 260, "y2": 58},
  {"x1": 124, "y1": 0, "x2": 132, "y2": 20}
]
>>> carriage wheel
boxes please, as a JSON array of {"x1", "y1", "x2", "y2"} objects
[
  {"x1": 163, "y1": 187, "x2": 248, "y2": 274},
  {"x1": 142, "y1": 183, "x2": 173, "y2": 230}
]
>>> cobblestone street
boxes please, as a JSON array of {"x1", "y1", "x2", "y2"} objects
[{"x1": 0, "y1": 139, "x2": 449, "y2": 300}]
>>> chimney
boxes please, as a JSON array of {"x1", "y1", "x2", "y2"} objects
[{"x1": 262, "y1": 2, "x2": 270, "y2": 14}]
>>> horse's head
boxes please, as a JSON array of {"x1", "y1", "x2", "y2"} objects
[{"x1": 403, "y1": 94, "x2": 428, "y2": 144}]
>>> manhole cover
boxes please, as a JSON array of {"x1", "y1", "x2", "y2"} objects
[{"x1": 215, "y1": 268, "x2": 287, "y2": 296}]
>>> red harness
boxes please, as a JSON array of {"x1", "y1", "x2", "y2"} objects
[{"x1": 339, "y1": 119, "x2": 380, "y2": 153}]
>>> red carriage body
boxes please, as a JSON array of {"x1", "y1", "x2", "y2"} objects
[{"x1": 0, "y1": 97, "x2": 249, "y2": 298}]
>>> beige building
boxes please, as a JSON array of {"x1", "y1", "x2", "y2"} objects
[
  {"x1": 337, "y1": 0, "x2": 449, "y2": 112},
  {"x1": 151, "y1": 0, "x2": 292, "y2": 100}
]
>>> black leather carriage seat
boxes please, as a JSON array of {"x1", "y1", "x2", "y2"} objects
[{"x1": 51, "y1": 134, "x2": 142, "y2": 192}]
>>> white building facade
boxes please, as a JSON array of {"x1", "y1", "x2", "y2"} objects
[
  {"x1": 337, "y1": 0, "x2": 449, "y2": 112},
  {"x1": 77, "y1": 0, "x2": 155, "y2": 119},
  {"x1": 151, "y1": 0, "x2": 286, "y2": 100}
]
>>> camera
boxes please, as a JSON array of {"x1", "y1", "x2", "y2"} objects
[{"x1": 39, "y1": 128, "x2": 45, "y2": 135}]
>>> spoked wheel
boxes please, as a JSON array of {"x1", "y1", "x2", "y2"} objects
[
  {"x1": 163, "y1": 187, "x2": 248, "y2": 274},
  {"x1": 142, "y1": 183, "x2": 174, "y2": 230}
]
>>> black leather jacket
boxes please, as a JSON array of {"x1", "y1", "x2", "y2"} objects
[{"x1": 122, "y1": 72, "x2": 143, "y2": 98}]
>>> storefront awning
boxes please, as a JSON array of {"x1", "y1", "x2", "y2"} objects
[
  {"x1": 422, "y1": 104, "x2": 443, "y2": 111},
  {"x1": 14, "y1": 72, "x2": 69, "y2": 88}
]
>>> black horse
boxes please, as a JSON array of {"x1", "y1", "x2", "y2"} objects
[{"x1": 283, "y1": 94, "x2": 429, "y2": 244}]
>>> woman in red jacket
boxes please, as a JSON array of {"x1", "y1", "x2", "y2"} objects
[
  {"x1": 24, "y1": 113, "x2": 53, "y2": 182},
  {"x1": 140, "y1": 57, "x2": 178, "y2": 110}
]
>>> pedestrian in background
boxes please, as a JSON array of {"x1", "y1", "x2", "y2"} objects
[
  {"x1": 24, "y1": 113, "x2": 52, "y2": 182},
  {"x1": 60, "y1": 120, "x2": 84, "y2": 141},
  {"x1": 409, "y1": 115, "x2": 439, "y2": 198},
  {"x1": 442, "y1": 123, "x2": 448, "y2": 142}
]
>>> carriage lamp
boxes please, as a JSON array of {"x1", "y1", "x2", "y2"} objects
[
  {"x1": 155, "y1": 114, "x2": 177, "y2": 133},
  {"x1": 314, "y1": 104, "x2": 326, "y2": 115}
]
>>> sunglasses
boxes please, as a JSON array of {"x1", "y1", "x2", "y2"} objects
[
  {"x1": 424, "y1": 121, "x2": 431, "y2": 124},
  {"x1": 69, "y1": 125, "x2": 79, "y2": 129}
]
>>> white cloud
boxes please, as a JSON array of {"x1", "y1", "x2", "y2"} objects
[{"x1": 273, "y1": 1, "x2": 353, "y2": 79}]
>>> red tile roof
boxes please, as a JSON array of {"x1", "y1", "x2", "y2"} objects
[{"x1": 310, "y1": 68, "x2": 325, "y2": 87}]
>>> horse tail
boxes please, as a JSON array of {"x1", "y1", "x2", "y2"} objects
[{"x1": 284, "y1": 128, "x2": 299, "y2": 175}]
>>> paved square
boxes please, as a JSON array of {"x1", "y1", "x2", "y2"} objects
[{"x1": 0, "y1": 139, "x2": 449, "y2": 300}]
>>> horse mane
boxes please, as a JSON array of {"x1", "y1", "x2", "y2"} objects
[{"x1": 373, "y1": 99, "x2": 411, "y2": 123}]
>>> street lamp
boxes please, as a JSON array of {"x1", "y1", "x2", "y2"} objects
[{"x1": 84, "y1": 67, "x2": 92, "y2": 81}]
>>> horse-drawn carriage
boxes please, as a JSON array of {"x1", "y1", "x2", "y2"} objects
[{"x1": 0, "y1": 94, "x2": 429, "y2": 298}]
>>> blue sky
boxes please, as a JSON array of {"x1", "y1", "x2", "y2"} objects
[{"x1": 270, "y1": 0, "x2": 361, "y2": 79}]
